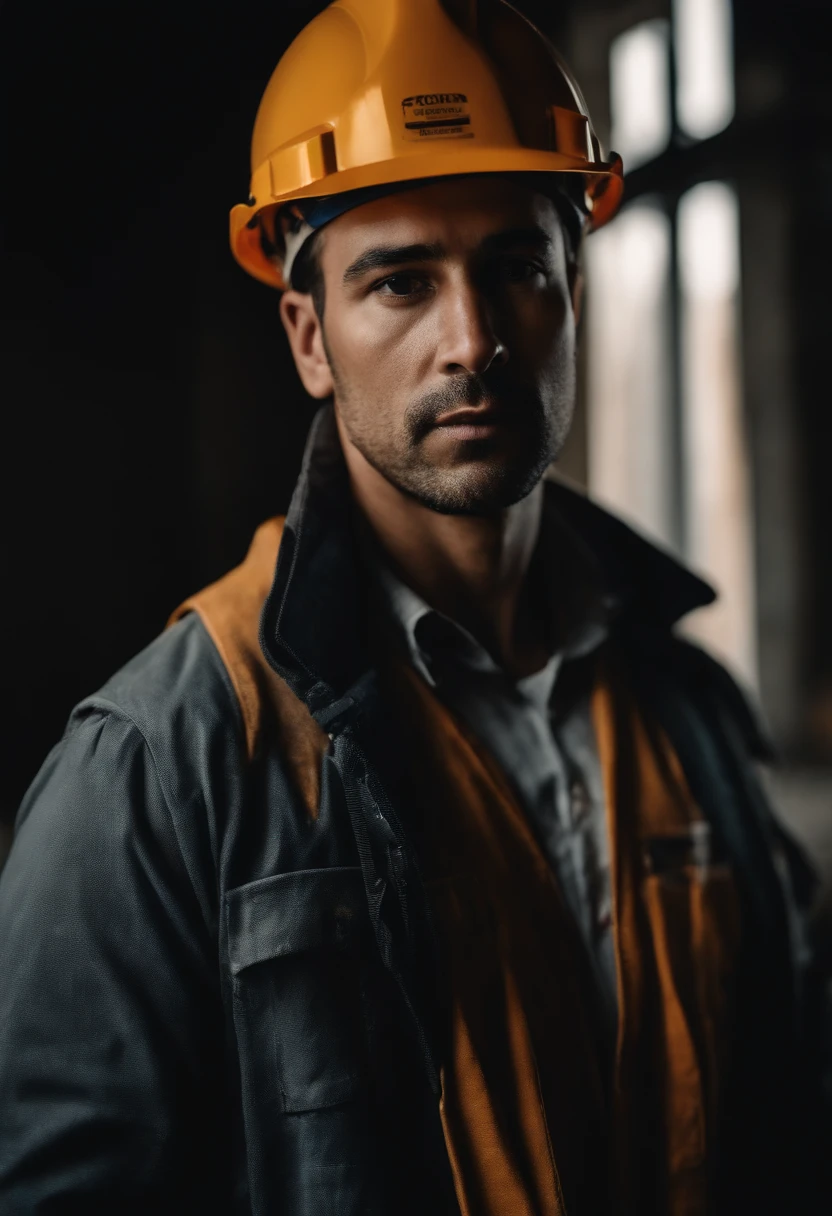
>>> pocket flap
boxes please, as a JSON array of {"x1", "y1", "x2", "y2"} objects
[{"x1": 226, "y1": 865, "x2": 367, "y2": 975}]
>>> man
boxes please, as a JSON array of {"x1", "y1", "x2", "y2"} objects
[{"x1": 0, "y1": 1, "x2": 827, "y2": 1213}]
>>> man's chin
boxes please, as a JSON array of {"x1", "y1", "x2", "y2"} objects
[{"x1": 394, "y1": 461, "x2": 548, "y2": 517}]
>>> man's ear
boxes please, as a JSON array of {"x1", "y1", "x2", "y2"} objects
[{"x1": 279, "y1": 290, "x2": 334, "y2": 399}]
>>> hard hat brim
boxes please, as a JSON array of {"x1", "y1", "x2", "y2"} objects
[{"x1": 231, "y1": 149, "x2": 623, "y2": 290}]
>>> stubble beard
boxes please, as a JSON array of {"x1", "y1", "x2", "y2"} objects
[{"x1": 329, "y1": 351, "x2": 575, "y2": 517}]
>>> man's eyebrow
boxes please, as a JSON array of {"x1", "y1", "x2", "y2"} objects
[
  {"x1": 342, "y1": 242, "x2": 446, "y2": 284},
  {"x1": 341, "y1": 225, "x2": 554, "y2": 285}
]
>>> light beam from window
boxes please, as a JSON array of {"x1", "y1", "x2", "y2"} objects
[
  {"x1": 609, "y1": 20, "x2": 672, "y2": 171},
  {"x1": 673, "y1": 0, "x2": 735, "y2": 140},
  {"x1": 586, "y1": 200, "x2": 675, "y2": 550},
  {"x1": 677, "y1": 180, "x2": 755, "y2": 687}
]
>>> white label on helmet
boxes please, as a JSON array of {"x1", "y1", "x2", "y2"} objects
[{"x1": 400, "y1": 93, "x2": 474, "y2": 142}]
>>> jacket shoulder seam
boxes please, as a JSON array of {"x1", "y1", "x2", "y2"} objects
[{"x1": 75, "y1": 697, "x2": 215, "y2": 915}]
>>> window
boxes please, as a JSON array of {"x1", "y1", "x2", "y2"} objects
[{"x1": 586, "y1": 0, "x2": 754, "y2": 687}]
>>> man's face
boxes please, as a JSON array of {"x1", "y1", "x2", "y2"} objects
[{"x1": 295, "y1": 175, "x2": 579, "y2": 516}]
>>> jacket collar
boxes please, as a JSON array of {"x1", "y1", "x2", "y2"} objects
[{"x1": 259, "y1": 404, "x2": 715, "y2": 723}]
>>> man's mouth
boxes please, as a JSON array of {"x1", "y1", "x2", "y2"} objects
[{"x1": 432, "y1": 405, "x2": 508, "y2": 440}]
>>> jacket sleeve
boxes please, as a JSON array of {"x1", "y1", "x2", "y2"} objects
[{"x1": 0, "y1": 706, "x2": 229, "y2": 1214}]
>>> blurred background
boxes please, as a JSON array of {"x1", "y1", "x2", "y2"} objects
[{"x1": 1, "y1": 0, "x2": 830, "y2": 898}]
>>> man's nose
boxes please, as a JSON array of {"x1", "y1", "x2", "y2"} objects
[{"x1": 438, "y1": 281, "x2": 508, "y2": 376}]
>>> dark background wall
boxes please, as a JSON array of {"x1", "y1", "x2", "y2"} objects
[
  {"x1": 1, "y1": 0, "x2": 315, "y2": 825},
  {"x1": 2, "y1": 0, "x2": 831, "y2": 874}
]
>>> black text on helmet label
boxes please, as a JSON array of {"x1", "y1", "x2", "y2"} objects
[{"x1": 401, "y1": 93, "x2": 474, "y2": 142}]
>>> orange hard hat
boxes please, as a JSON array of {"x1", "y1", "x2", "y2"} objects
[{"x1": 230, "y1": 0, "x2": 624, "y2": 289}]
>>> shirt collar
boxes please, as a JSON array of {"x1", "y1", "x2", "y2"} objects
[{"x1": 372, "y1": 489, "x2": 618, "y2": 692}]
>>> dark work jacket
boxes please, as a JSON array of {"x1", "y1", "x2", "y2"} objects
[{"x1": 0, "y1": 405, "x2": 828, "y2": 1215}]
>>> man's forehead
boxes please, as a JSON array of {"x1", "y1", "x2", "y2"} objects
[{"x1": 323, "y1": 177, "x2": 563, "y2": 263}]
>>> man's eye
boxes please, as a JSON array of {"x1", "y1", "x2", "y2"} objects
[
  {"x1": 374, "y1": 273, "x2": 428, "y2": 298},
  {"x1": 500, "y1": 258, "x2": 546, "y2": 283}
]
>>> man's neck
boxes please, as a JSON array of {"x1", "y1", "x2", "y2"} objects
[{"x1": 342, "y1": 438, "x2": 550, "y2": 679}]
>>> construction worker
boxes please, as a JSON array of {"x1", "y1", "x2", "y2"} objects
[{"x1": 0, "y1": 1, "x2": 827, "y2": 1213}]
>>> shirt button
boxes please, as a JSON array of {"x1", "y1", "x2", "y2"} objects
[
  {"x1": 570, "y1": 780, "x2": 589, "y2": 821},
  {"x1": 597, "y1": 907, "x2": 613, "y2": 931}
]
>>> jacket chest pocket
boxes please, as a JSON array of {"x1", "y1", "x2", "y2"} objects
[
  {"x1": 226, "y1": 866, "x2": 372, "y2": 1114},
  {"x1": 642, "y1": 831, "x2": 742, "y2": 1041}
]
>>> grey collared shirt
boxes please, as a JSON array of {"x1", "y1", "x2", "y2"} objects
[{"x1": 374, "y1": 535, "x2": 619, "y2": 1048}]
